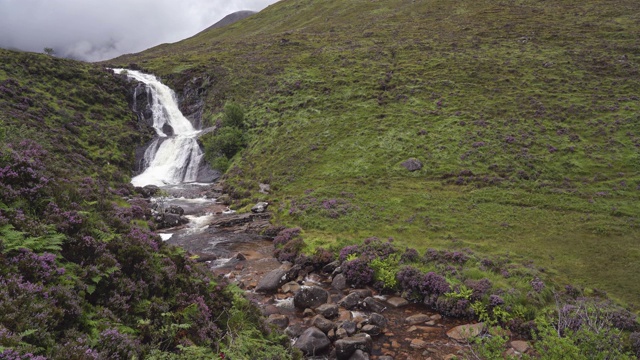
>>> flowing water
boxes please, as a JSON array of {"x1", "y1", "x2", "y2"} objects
[{"x1": 113, "y1": 69, "x2": 204, "y2": 187}]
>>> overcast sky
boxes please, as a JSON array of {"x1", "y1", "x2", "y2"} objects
[{"x1": 0, "y1": 0, "x2": 279, "y2": 62}]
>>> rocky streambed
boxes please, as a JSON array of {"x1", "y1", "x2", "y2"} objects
[{"x1": 137, "y1": 183, "x2": 533, "y2": 360}]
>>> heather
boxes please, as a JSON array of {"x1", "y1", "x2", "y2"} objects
[{"x1": 0, "y1": 51, "x2": 294, "y2": 358}]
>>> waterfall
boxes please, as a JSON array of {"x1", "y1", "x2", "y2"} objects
[{"x1": 113, "y1": 69, "x2": 204, "y2": 187}]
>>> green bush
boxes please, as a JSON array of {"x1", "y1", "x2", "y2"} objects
[{"x1": 222, "y1": 102, "x2": 245, "y2": 130}]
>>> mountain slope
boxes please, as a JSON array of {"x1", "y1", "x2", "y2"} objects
[{"x1": 109, "y1": 0, "x2": 640, "y2": 305}]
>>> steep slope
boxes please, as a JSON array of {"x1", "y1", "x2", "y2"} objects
[
  {"x1": 0, "y1": 50, "x2": 293, "y2": 358},
  {"x1": 110, "y1": 0, "x2": 640, "y2": 305},
  {"x1": 205, "y1": 10, "x2": 256, "y2": 31}
]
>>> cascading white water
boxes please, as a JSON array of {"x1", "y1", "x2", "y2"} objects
[{"x1": 113, "y1": 69, "x2": 204, "y2": 187}]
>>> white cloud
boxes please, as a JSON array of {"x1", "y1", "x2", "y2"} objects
[{"x1": 0, "y1": 0, "x2": 278, "y2": 61}]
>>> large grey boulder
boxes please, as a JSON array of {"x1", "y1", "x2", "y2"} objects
[
  {"x1": 255, "y1": 267, "x2": 288, "y2": 293},
  {"x1": 334, "y1": 335, "x2": 373, "y2": 360},
  {"x1": 332, "y1": 273, "x2": 347, "y2": 290},
  {"x1": 294, "y1": 327, "x2": 331, "y2": 355},
  {"x1": 294, "y1": 286, "x2": 328, "y2": 309},
  {"x1": 338, "y1": 292, "x2": 360, "y2": 310}
]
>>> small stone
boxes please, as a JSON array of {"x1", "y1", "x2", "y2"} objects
[
  {"x1": 401, "y1": 158, "x2": 423, "y2": 171},
  {"x1": 328, "y1": 328, "x2": 336, "y2": 339},
  {"x1": 281, "y1": 281, "x2": 301, "y2": 294},
  {"x1": 405, "y1": 314, "x2": 431, "y2": 325},
  {"x1": 323, "y1": 260, "x2": 340, "y2": 274},
  {"x1": 386, "y1": 296, "x2": 409, "y2": 308},
  {"x1": 511, "y1": 340, "x2": 531, "y2": 353},
  {"x1": 407, "y1": 326, "x2": 418, "y2": 332},
  {"x1": 425, "y1": 320, "x2": 436, "y2": 326},
  {"x1": 285, "y1": 323, "x2": 305, "y2": 338},
  {"x1": 294, "y1": 327, "x2": 331, "y2": 355},
  {"x1": 303, "y1": 308, "x2": 316, "y2": 318},
  {"x1": 348, "y1": 349, "x2": 370, "y2": 360},
  {"x1": 338, "y1": 310, "x2": 353, "y2": 321},
  {"x1": 312, "y1": 314, "x2": 335, "y2": 333},
  {"x1": 430, "y1": 314, "x2": 442, "y2": 321},
  {"x1": 267, "y1": 314, "x2": 289, "y2": 329},
  {"x1": 505, "y1": 348, "x2": 517, "y2": 357},
  {"x1": 332, "y1": 273, "x2": 348, "y2": 290},
  {"x1": 255, "y1": 267, "x2": 288, "y2": 293},
  {"x1": 362, "y1": 297, "x2": 387, "y2": 313},
  {"x1": 350, "y1": 289, "x2": 373, "y2": 298},
  {"x1": 379, "y1": 356, "x2": 394, "y2": 360},
  {"x1": 391, "y1": 340, "x2": 400, "y2": 349},
  {"x1": 410, "y1": 339, "x2": 428, "y2": 349},
  {"x1": 316, "y1": 303, "x2": 339, "y2": 319},
  {"x1": 334, "y1": 335, "x2": 373, "y2": 360},
  {"x1": 369, "y1": 313, "x2": 387, "y2": 328},
  {"x1": 340, "y1": 321, "x2": 357, "y2": 336},
  {"x1": 361, "y1": 324, "x2": 381, "y2": 336},
  {"x1": 251, "y1": 201, "x2": 269, "y2": 213},
  {"x1": 338, "y1": 292, "x2": 360, "y2": 310},
  {"x1": 336, "y1": 328, "x2": 348, "y2": 339},
  {"x1": 446, "y1": 323, "x2": 485, "y2": 342},
  {"x1": 444, "y1": 355, "x2": 458, "y2": 360}
]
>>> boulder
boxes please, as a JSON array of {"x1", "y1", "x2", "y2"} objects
[
  {"x1": 338, "y1": 293, "x2": 360, "y2": 310},
  {"x1": 294, "y1": 286, "x2": 328, "y2": 309},
  {"x1": 446, "y1": 323, "x2": 484, "y2": 342},
  {"x1": 166, "y1": 205, "x2": 184, "y2": 216},
  {"x1": 316, "y1": 303, "x2": 339, "y2": 319},
  {"x1": 162, "y1": 213, "x2": 181, "y2": 227},
  {"x1": 251, "y1": 201, "x2": 269, "y2": 213},
  {"x1": 334, "y1": 335, "x2": 373, "y2": 360},
  {"x1": 401, "y1": 158, "x2": 423, "y2": 171},
  {"x1": 332, "y1": 273, "x2": 348, "y2": 290},
  {"x1": 511, "y1": 340, "x2": 531, "y2": 353},
  {"x1": 340, "y1": 321, "x2": 357, "y2": 336},
  {"x1": 294, "y1": 327, "x2": 331, "y2": 356},
  {"x1": 255, "y1": 267, "x2": 288, "y2": 293},
  {"x1": 137, "y1": 185, "x2": 160, "y2": 198},
  {"x1": 281, "y1": 281, "x2": 301, "y2": 294}
]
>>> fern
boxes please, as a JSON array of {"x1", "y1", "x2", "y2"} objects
[{"x1": 0, "y1": 224, "x2": 64, "y2": 253}]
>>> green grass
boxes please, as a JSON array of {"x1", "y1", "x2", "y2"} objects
[{"x1": 108, "y1": 0, "x2": 640, "y2": 307}]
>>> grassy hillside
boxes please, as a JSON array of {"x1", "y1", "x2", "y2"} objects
[{"x1": 110, "y1": 0, "x2": 640, "y2": 306}]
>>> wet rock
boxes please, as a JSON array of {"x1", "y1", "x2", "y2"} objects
[
  {"x1": 401, "y1": 158, "x2": 423, "y2": 171},
  {"x1": 294, "y1": 327, "x2": 331, "y2": 356},
  {"x1": 267, "y1": 314, "x2": 289, "y2": 329},
  {"x1": 255, "y1": 267, "x2": 288, "y2": 293},
  {"x1": 303, "y1": 308, "x2": 316, "y2": 318},
  {"x1": 162, "y1": 213, "x2": 181, "y2": 227},
  {"x1": 166, "y1": 205, "x2": 184, "y2": 216},
  {"x1": 312, "y1": 315, "x2": 335, "y2": 333},
  {"x1": 386, "y1": 296, "x2": 409, "y2": 308},
  {"x1": 316, "y1": 304, "x2": 339, "y2": 319},
  {"x1": 294, "y1": 286, "x2": 329, "y2": 309},
  {"x1": 338, "y1": 310, "x2": 353, "y2": 321},
  {"x1": 361, "y1": 324, "x2": 381, "y2": 336},
  {"x1": 369, "y1": 313, "x2": 387, "y2": 328},
  {"x1": 362, "y1": 297, "x2": 387, "y2": 313},
  {"x1": 232, "y1": 252, "x2": 246, "y2": 261},
  {"x1": 349, "y1": 349, "x2": 370, "y2": 360},
  {"x1": 405, "y1": 314, "x2": 431, "y2": 325},
  {"x1": 323, "y1": 260, "x2": 340, "y2": 274},
  {"x1": 332, "y1": 273, "x2": 347, "y2": 290},
  {"x1": 338, "y1": 293, "x2": 360, "y2": 310},
  {"x1": 137, "y1": 185, "x2": 160, "y2": 198},
  {"x1": 446, "y1": 322, "x2": 484, "y2": 342},
  {"x1": 251, "y1": 201, "x2": 269, "y2": 213},
  {"x1": 334, "y1": 335, "x2": 373, "y2": 360},
  {"x1": 285, "y1": 323, "x2": 305, "y2": 338}
]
